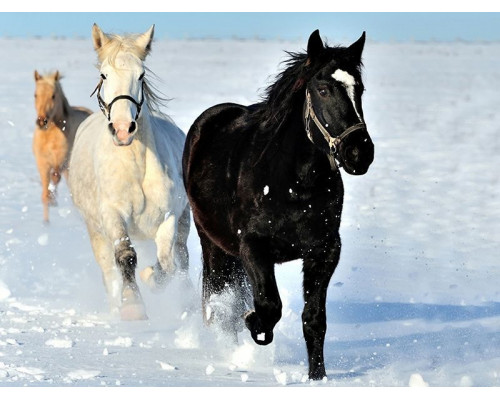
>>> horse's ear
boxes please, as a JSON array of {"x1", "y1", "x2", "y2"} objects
[
  {"x1": 135, "y1": 25, "x2": 155, "y2": 58},
  {"x1": 34, "y1": 70, "x2": 41, "y2": 81},
  {"x1": 54, "y1": 70, "x2": 60, "y2": 81},
  {"x1": 307, "y1": 29, "x2": 324, "y2": 61},
  {"x1": 348, "y1": 32, "x2": 366, "y2": 62},
  {"x1": 92, "y1": 23, "x2": 111, "y2": 51}
]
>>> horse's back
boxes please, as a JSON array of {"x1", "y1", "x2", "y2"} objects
[
  {"x1": 71, "y1": 106, "x2": 93, "y2": 121},
  {"x1": 183, "y1": 103, "x2": 250, "y2": 184}
]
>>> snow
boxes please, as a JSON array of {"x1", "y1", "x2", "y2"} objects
[
  {"x1": 45, "y1": 338, "x2": 74, "y2": 348},
  {"x1": 0, "y1": 36, "x2": 499, "y2": 389}
]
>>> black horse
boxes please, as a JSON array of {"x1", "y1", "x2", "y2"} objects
[{"x1": 182, "y1": 30, "x2": 374, "y2": 380}]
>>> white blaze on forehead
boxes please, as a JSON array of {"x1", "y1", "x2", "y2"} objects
[
  {"x1": 332, "y1": 69, "x2": 355, "y2": 87},
  {"x1": 332, "y1": 69, "x2": 363, "y2": 121}
]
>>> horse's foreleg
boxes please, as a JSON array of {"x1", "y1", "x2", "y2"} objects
[
  {"x1": 87, "y1": 227, "x2": 122, "y2": 315},
  {"x1": 302, "y1": 234, "x2": 341, "y2": 380},
  {"x1": 241, "y1": 235, "x2": 281, "y2": 346},
  {"x1": 103, "y1": 211, "x2": 147, "y2": 320},
  {"x1": 140, "y1": 213, "x2": 176, "y2": 290},
  {"x1": 35, "y1": 157, "x2": 51, "y2": 222},
  {"x1": 48, "y1": 167, "x2": 61, "y2": 207}
]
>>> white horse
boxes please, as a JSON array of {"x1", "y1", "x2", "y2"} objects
[{"x1": 69, "y1": 24, "x2": 190, "y2": 320}]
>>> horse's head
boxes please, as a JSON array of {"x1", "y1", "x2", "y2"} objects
[
  {"x1": 91, "y1": 23, "x2": 154, "y2": 146},
  {"x1": 303, "y1": 30, "x2": 374, "y2": 175},
  {"x1": 34, "y1": 70, "x2": 61, "y2": 128}
]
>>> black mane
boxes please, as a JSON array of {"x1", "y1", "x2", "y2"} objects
[{"x1": 253, "y1": 44, "x2": 354, "y2": 132}]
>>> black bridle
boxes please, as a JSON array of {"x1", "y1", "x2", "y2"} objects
[
  {"x1": 91, "y1": 78, "x2": 145, "y2": 121},
  {"x1": 303, "y1": 88, "x2": 366, "y2": 170}
]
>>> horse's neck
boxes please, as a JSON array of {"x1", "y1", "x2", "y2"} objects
[
  {"x1": 267, "y1": 102, "x2": 311, "y2": 156},
  {"x1": 52, "y1": 85, "x2": 70, "y2": 128},
  {"x1": 264, "y1": 105, "x2": 336, "y2": 180},
  {"x1": 134, "y1": 111, "x2": 159, "y2": 159}
]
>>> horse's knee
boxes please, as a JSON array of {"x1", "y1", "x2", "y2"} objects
[
  {"x1": 51, "y1": 170, "x2": 61, "y2": 185},
  {"x1": 114, "y1": 239, "x2": 137, "y2": 281}
]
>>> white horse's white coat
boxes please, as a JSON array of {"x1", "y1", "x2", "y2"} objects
[{"x1": 69, "y1": 24, "x2": 190, "y2": 320}]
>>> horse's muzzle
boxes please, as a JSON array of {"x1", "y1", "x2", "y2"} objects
[
  {"x1": 36, "y1": 116, "x2": 48, "y2": 128},
  {"x1": 337, "y1": 128, "x2": 374, "y2": 175},
  {"x1": 108, "y1": 121, "x2": 137, "y2": 146}
]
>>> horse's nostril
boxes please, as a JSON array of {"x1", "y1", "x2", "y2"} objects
[
  {"x1": 348, "y1": 147, "x2": 360, "y2": 161},
  {"x1": 129, "y1": 121, "x2": 137, "y2": 133},
  {"x1": 108, "y1": 123, "x2": 115, "y2": 135}
]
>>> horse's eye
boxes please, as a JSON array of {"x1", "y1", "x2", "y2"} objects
[
  {"x1": 100, "y1": 73, "x2": 106, "y2": 80},
  {"x1": 52, "y1": 94, "x2": 55, "y2": 99},
  {"x1": 318, "y1": 88, "x2": 328, "y2": 97},
  {"x1": 139, "y1": 72, "x2": 145, "y2": 81}
]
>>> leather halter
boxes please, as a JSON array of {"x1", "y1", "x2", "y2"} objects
[
  {"x1": 91, "y1": 78, "x2": 145, "y2": 121},
  {"x1": 304, "y1": 88, "x2": 366, "y2": 170}
]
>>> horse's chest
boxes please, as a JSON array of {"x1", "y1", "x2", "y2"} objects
[
  {"x1": 136, "y1": 176, "x2": 170, "y2": 219},
  {"x1": 111, "y1": 165, "x2": 171, "y2": 230}
]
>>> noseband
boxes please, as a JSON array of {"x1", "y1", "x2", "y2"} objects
[
  {"x1": 304, "y1": 88, "x2": 366, "y2": 170},
  {"x1": 91, "y1": 78, "x2": 145, "y2": 121}
]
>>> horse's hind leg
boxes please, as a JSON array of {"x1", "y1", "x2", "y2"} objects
[{"x1": 200, "y1": 231, "x2": 250, "y2": 342}]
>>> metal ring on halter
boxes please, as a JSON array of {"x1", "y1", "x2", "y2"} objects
[{"x1": 91, "y1": 78, "x2": 145, "y2": 121}]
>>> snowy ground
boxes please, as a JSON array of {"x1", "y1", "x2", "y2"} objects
[{"x1": 0, "y1": 36, "x2": 499, "y2": 388}]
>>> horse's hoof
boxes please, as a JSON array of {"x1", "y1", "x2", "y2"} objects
[
  {"x1": 308, "y1": 368, "x2": 327, "y2": 381},
  {"x1": 139, "y1": 266, "x2": 168, "y2": 292},
  {"x1": 120, "y1": 302, "x2": 148, "y2": 321},
  {"x1": 139, "y1": 266, "x2": 155, "y2": 286},
  {"x1": 243, "y1": 310, "x2": 274, "y2": 345}
]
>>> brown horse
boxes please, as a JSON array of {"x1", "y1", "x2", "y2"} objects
[{"x1": 33, "y1": 70, "x2": 92, "y2": 222}]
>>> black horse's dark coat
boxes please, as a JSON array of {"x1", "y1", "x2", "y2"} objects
[{"x1": 182, "y1": 30, "x2": 374, "y2": 380}]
